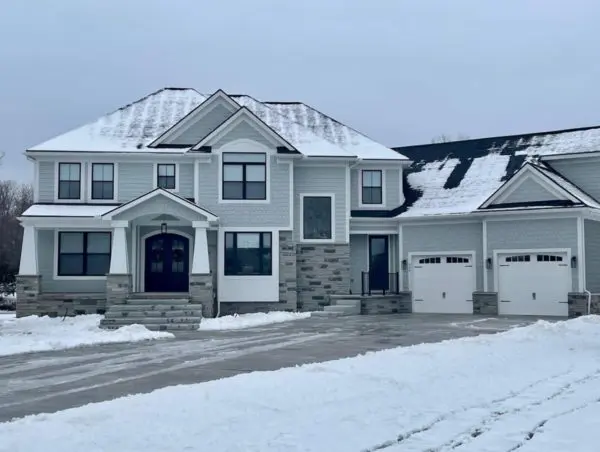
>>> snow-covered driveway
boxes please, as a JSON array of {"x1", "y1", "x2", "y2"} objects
[{"x1": 1, "y1": 316, "x2": 598, "y2": 451}]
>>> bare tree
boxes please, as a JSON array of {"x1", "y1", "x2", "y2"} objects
[
  {"x1": 431, "y1": 133, "x2": 470, "y2": 143},
  {"x1": 0, "y1": 181, "x2": 33, "y2": 295}
]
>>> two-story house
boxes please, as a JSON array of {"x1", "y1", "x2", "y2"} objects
[{"x1": 16, "y1": 88, "x2": 600, "y2": 327}]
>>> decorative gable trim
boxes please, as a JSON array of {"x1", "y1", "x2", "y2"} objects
[
  {"x1": 101, "y1": 188, "x2": 219, "y2": 222},
  {"x1": 479, "y1": 164, "x2": 580, "y2": 209},
  {"x1": 147, "y1": 89, "x2": 239, "y2": 148},
  {"x1": 190, "y1": 107, "x2": 299, "y2": 153}
]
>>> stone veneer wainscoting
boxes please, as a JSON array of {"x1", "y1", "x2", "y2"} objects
[{"x1": 296, "y1": 243, "x2": 351, "y2": 311}]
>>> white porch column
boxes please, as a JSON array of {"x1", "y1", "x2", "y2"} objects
[
  {"x1": 109, "y1": 221, "x2": 129, "y2": 274},
  {"x1": 19, "y1": 225, "x2": 38, "y2": 275},
  {"x1": 192, "y1": 221, "x2": 210, "y2": 274}
]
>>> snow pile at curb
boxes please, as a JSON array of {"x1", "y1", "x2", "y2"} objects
[
  {"x1": 2, "y1": 316, "x2": 600, "y2": 451},
  {"x1": 199, "y1": 311, "x2": 311, "y2": 331},
  {"x1": 0, "y1": 314, "x2": 173, "y2": 356}
]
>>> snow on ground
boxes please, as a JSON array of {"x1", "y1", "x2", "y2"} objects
[
  {"x1": 2, "y1": 317, "x2": 599, "y2": 452},
  {"x1": 0, "y1": 314, "x2": 173, "y2": 356},
  {"x1": 199, "y1": 311, "x2": 311, "y2": 331}
]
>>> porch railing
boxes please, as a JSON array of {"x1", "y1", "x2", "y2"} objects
[{"x1": 361, "y1": 271, "x2": 400, "y2": 296}]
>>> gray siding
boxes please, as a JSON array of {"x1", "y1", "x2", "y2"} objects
[
  {"x1": 486, "y1": 218, "x2": 578, "y2": 291},
  {"x1": 497, "y1": 178, "x2": 560, "y2": 204},
  {"x1": 585, "y1": 219, "x2": 600, "y2": 292},
  {"x1": 402, "y1": 222, "x2": 484, "y2": 291},
  {"x1": 114, "y1": 196, "x2": 208, "y2": 222},
  {"x1": 179, "y1": 163, "x2": 194, "y2": 199},
  {"x1": 38, "y1": 161, "x2": 54, "y2": 202},
  {"x1": 350, "y1": 234, "x2": 368, "y2": 294},
  {"x1": 214, "y1": 120, "x2": 274, "y2": 149},
  {"x1": 118, "y1": 162, "x2": 153, "y2": 202},
  {"x1": 168, "y1": 104, "x2": 233, "y2": 146},
  {"x1": 196, "y1": 155, "x2": 290, "y2": 227},
  {"x1": 550, "y1": 160, "x2": 600, "y2": 201},
  {"x1": 38, "y1": 229, "x2": 108, "y2": 293},
  {"x1": 351, "y1": 168, "x2": 402, "y2": 210},
  {"x1": 294, "y1": 166, "x2": 347, "y2": 243}
]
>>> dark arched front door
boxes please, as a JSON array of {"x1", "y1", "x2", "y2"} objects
[{"x1": 145, "y1": 233, "x2": 189, "y2": 292}]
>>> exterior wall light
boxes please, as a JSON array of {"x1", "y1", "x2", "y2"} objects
[
  {"x1": 486, "y1": 257, "x2": 493, "y2": 270},
  {"x1": 161, "y1": 222, "x2": 168, "y2": 234},
  {"x1": 571, "y1": 256, "x2": 577, "y2": 269},
  {"x1": 401, "y1": 259, "x2": 408, "y2": 271}
]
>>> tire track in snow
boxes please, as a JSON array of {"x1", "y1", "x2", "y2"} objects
[{"x1": 360, "y1": 369, "x2": 578, "y2": 452}]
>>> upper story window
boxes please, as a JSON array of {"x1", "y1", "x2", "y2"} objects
[
  {"x1": 58, "y1": 163, "x2": 81, "y2": 200},
  {"x1": 157, "y1": 164, "x2": 177, "y2": 190},
  {"x1": 91, "y1": 163, "x2": 114, "y2": 200},
  {"x1": 302, "y1": 194, "x2": 334, "y2": 241},
  {"x1": 222, "y1": 153, "x2": 267, "y2": 200},
  {"x1": 361, "y1": 170, "x2": 383, "y2": 205}
]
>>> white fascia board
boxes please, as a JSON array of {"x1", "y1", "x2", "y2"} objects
[{"x1": 542, "y1": 152, "x2": 600, "y2": 161}]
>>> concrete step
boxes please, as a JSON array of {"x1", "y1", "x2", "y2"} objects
[
  {"x1": 311, "y1": 310, "x2": 343, "y2": 317},
  {"x1": 101, "y1": 317, "x2": 201, "y2": 325},
  {"x1": 334, "y1": 299, "x2": 361, "y2": 307},
  {"x1": 110, "y1": 304, "x2": 204, "y2": 311},
  {"x1": 101, "y1": 323, "x2": 199, "y2": 331},
  {"x1": 104, "y1": 310, "x2": 202, "y2": 319},
  {"x1": 323, "y1": 305, "x2": 360, "y2": 316},
  {"x1": 128, "y1": 292, "x2": 190, "y2": 299},
  {"x1": 123, "y1": 299, "x2": 191, "y2": 305}
]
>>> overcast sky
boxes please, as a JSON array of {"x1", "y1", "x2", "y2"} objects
[{"x1": 1, "y1": 0, "x2": 599, "y2": 182}]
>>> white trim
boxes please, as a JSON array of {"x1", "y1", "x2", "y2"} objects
[
  {"x1": 217, "y1": 143, "x2": 271, "y2": 204},
  {"x1": 482, "y1": 219, "x2": 488, "y2": 292},
  {"x1": 132, "y1": 224, "x2": 138, "y2": 292},
  {"x1": 19, "y1": 217, "x2": 109, "y2": 228},
  {"x1": 299, "y1": 193, "x2": 336, "y2": 243},
  {"x1": 54, "y1": 161, "x2": 85, "y2": 203},
  {"x1": 398, "y1": 224, "x2": 404, "y2": 290},
  {"x1": 398, "y1": 167, "x2": 404, "y2": 206},
  {"x1": 541, "y1": 152, "x2": 600, "y2": 161},
  {"x1": 102, "y1": 188, "x2": 218, "y2": 222},
  {"x1": 140, "y1": 229, "x2": 194, "y2": 292},
  {"x1": 52, "y1": 229, "x2": 111, "y2": 281},
  {"x1": 149, "y1": 90, "x2": 239, "y2": 147},
  {"x1": 397, "y1": 219, "x2": 480, "y2": 227},
  {"x1": 407, "y1": 250, "x2": 477, "y2": 293},
  {"x1": 18, "y1": 225, "x2": 38, "y2": 275},
  {"x1": 192, "y1": 107, "x2": 295, "y2": 151},
  {"x1": 358, "y1": 168, "x2": 386, "y2": 208},
  {"x1": 152, "y1": 162, "x2": 180, "y2": 193},
  {"x1": 33, "y1": 160, "x2": 39, "y2": 203},
  {"x1": 345, "y1": 164, "x2": 351, "y2": 242},
  {"x1": 295, "y1": 159, "x2": 355, "y2": 167},
  {"x1": 350, "y1": 229, "x2": 397, "y2": 235},
  {"x1": 289, "y1": 161, "x2": 294, "y2": 229},
  {"x1": 480, "y1": 165, "x2": 578, "y2": 209},
  {"x1": 492, "y1": 248, "x2": 572, "y2": 294},
  {"x1": 193, "y1": 160, "x2": 199, "y2": 204},
  {"x1": 577, "y1": 216, "x2": 586, "y2": 291},
  {"x1": 87, "y1": 162, "x2": 119, "y2": 203}
]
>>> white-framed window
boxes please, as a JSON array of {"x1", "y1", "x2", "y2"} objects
[
  {"x1": 221, "y1": 153, "x2": 267, "y2": 201},
  {"x1": 300, "y1": 194, "x2": 335, "y2": 242},
  {"x1": 359, "y1": 169, "x2": 384, "y2": 206},
  {"x1": 57, "y1": 162, "x2": 82, "y2": 201},
  {"x1": 153, "y1": 163, "x2": 179, "y2": 191},
  {"x1": 90, "y1": 163, "x2": 115, "y2": 201},
  {"x1": 56, "y1": 231, "x2": 111, "y2": 278}
]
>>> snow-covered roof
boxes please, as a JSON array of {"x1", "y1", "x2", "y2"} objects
[
  {"x1": 30, "y1": 88, "x2": 207, "y2": 153},
  {"x1": 21, "y1": 204, "x2": 114, "y2": 217},
  {"x1": 387, "y1": 125, "x2": 600, "y2": 218},
  {"x1": 28, "y1": 88, "x2": 405, "y2": 159}
]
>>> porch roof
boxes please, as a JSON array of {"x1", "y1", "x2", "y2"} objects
[{"x1": 21, "y1": 204, "x2": 115, "y2": 217}]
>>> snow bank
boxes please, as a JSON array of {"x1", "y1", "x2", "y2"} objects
[
  {"x1": 199, "y1": 311, "x2": 311, "y2": 331},
  {"x1": 0, "y1": 314, "x2": 173, "y2": 356},
  {"x1": 1, "y1": 316, "x2": 600, "y2": 451}
]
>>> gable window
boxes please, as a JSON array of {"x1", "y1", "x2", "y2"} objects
[
  {"x1": 361, "y1": 170, "x2": 383, "y2": 205},
  {"x1": 58, "y1": 163, "x2": 81, "y2": 200},
  {"x1": 157, "y1": 164, "x2": 176, "y2": 190},
  {"x1": 222, "y1": 153, "x2": 267, "y2": 200},
  {"x1": 91, "y1": 163, "x2": 114, "y2": 200},
  {"x1": 224, "y1": 232, "x2": 272, "y2": 275},
  {"x1": 58, "y1": 232, "x2": 111, "y2": 277},
  {"x1": 302, "y1": 195, "x2": 333, "y2": 241}
]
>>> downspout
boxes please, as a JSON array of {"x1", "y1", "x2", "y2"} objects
[{"x1": 584, "y1": 289, "x2": 592, "y2": 315}]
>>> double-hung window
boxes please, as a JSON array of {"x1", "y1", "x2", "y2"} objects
[
  {"x1": 91, "y1": 163, "x2": 114, "y2": 200},
  {"x1": 58, "y1": 163, "x2": 81, "y2": 200},
  {"x1": 58, "y1": 232, "x2": 111, "y2": 277},
  {"x1": 302, "y1": 195, "x2": 333, "y2": 241},
  {"x1": 361, "y1": 170, "x2": 383, "y2": 205},
  {"x1": 222, "y1": 153, "x2": 267, "y2": 200},
  {"x1": 224, "y1": 232, "x2": 272, "y2": 276},
  {"x1": 157, "y1": 164, "x2": 176, "y2": 190}
]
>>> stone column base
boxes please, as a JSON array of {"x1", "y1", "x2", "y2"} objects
[
  {"x1": 190, "y1": 273, "x2": 214, "y2": 318},
  {"x1": 16, "y1": 275, "x2": 41, "y2": 318},
  {"x1": 473, "y1": 292, "x2": 498, "y2": 315},
  {"x1": 106, "y1": 274, "x2": 132, "y2": 306},
  {"x1": 568, "y1": 292, "x2": 600, "y2": 317}
]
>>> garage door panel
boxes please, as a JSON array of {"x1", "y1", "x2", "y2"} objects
[
  {"x1": 498, "y1": 252, "x2": 569, "y2": 316},
  {"x1": 412, "y1": 254, "x2": 475, "y2": 314}
]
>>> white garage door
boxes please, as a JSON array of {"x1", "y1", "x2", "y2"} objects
[
  {"x1": 498, "y1": 252, "x2": 570, "y2": 317},
  {"x1": 412, "y1": 254, "x2": 475, "y2": 314}
]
